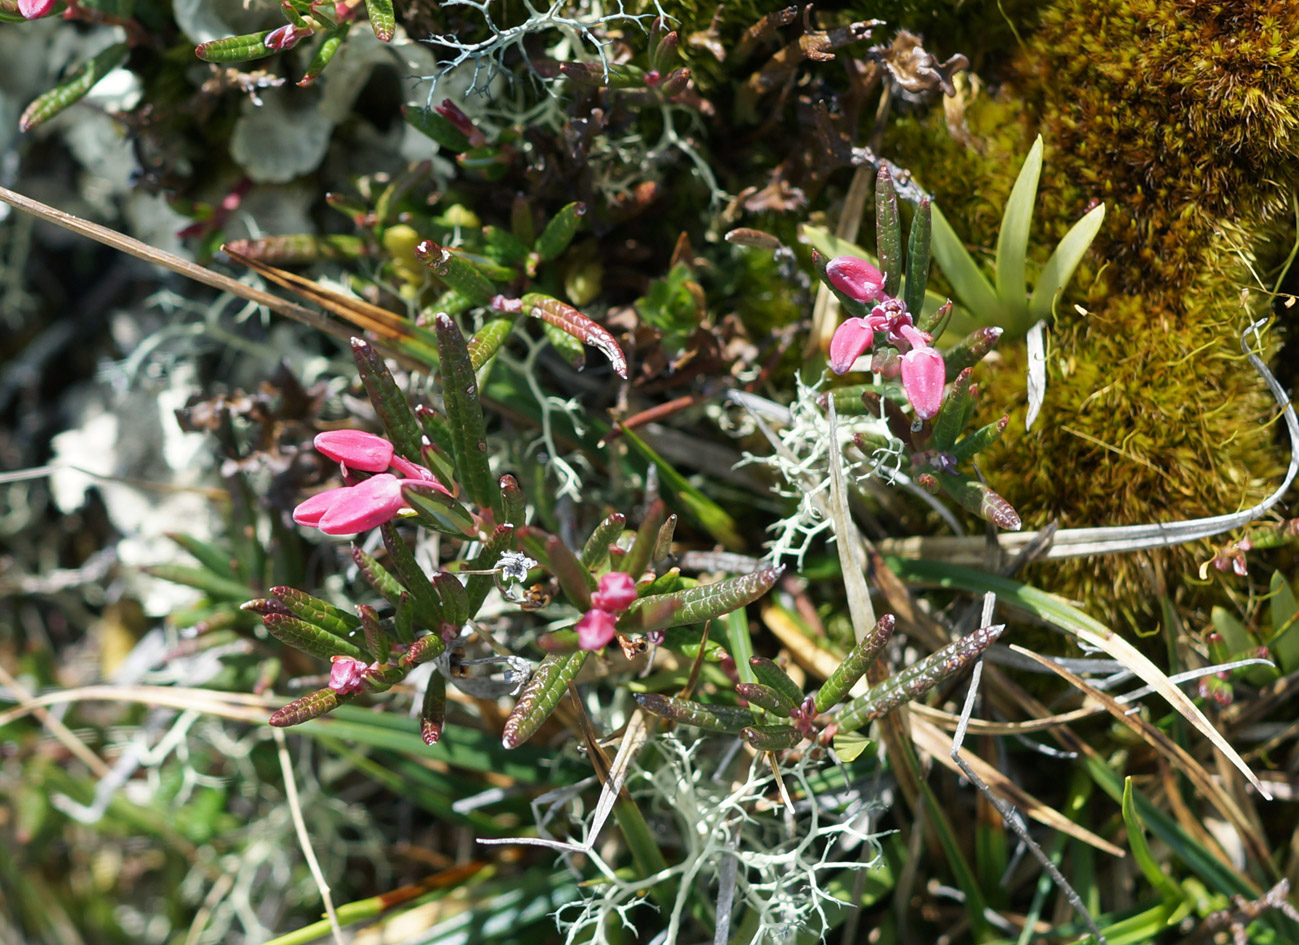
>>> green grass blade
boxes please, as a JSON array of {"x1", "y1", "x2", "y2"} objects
[
  {"x1": 1028, "y1": 201, "x2": 1106, "y2": 321},
  {"x1": 930, "y1": 203, "x2": 1006, "y2": 329},
  {"x1": 994, "y1": 135, "x2": 1043, "y2": 327}
]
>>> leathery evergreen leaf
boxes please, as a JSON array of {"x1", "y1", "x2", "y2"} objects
[
  {"x1": 269, "y1": 587, "x2": 361, "y2": 638},
  {"x1": 434, "y1": 314, "x2": 497, "y2": 513},
  {"x1": 814, "y1": 614, "x2": 896, "y2": 714},
  {"x1": 633, "y1": 693, "x2": 755, "y2": 733},
  {"x1": 261, "y1": 613, "x2": 368, "y2": 662},
  {"x1": 352, "y1": 338, "x2": 424, "y2": 463},
  {"x1": 904, "y1": 197, "x2": 932, "y2": 317},
  {"x1": 620, "y1": 567, "x2": 783, "y2": 633},
  {"x1": 502, "y1": 651, "x2": 589, "y2": 748},
  {"x1": 875, "y1": 166, "x2": 903, "y2": 298},
  {"x1": 832, "y1": 625, "x2": 1004, "y2": 735},
  {"x1": 270, "y1": 688, "x2": 352, "y2": 727}
]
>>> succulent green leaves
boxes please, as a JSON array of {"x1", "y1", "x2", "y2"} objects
[
  {"x1": 619, "y1": 567, "x2": 783, "y2": 633},
  {"x1": 502, "y1": 651, "x2": 588, "y2": 748}
]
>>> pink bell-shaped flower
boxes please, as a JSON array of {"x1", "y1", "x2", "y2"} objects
[
  {"x1": 314, "y1": 430, "x2": 395, "y2": 472},
  {"x1": 575, "y1": 608, "x2": 619, "y2": 651},
  {"x1": 901, "y1": 344, "x2": 947, "y2": 420},
  {"x1": 19, "y1": 0, "x2": 56, "y2": 18},
  {"x1": 591, "y1": 571, "x2": 638, "y2": 612},
  {"x1": 826, "y1": 256, "x2": 887, "y2": 304},
  {"x1": 828, "y1": 315, "x2": 885, "y2": 374},
  {"x1": 293, "y1": 473, "x2": 408, "y2": 535}
]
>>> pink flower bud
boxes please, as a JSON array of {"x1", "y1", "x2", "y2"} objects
[
  {"x1": 19, "y1": 0, "x2": 56, "y2": 18},
  {"x1": 828, "y1": 315, "x2": 884, "y2": 374},
  {"x1": 265, "y1": 23, "x2": 313, "y2": 51},
  {"x1": 591, "y1": 572, "x2": 638, "y2": 612},
  {"x1": 293, "y1": 473, "x2": 408, "y2": 535},
  {"x1": 328, "y1": 656, "x2": 371, "y2": 694},
  {"x1": 901, "y1": 344, "x2": 947, "y2": 419},
  {"x1": 314, "y1": 430, "x2": 395, "y2": 472},
  {"x1": 826, "y1": 256, "x2": 887, "y2": 304},
  {"x1": 575, "y1": 608, "x2": 618, "y2": 651}
]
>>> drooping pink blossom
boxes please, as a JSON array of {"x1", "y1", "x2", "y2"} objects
[
  {"x1": 575, "y1": 608, "x2": 618, "y2": 651},
  {"x1": 826, "y1": 256, "x2": 887, "y2": 304},
  {"x1": 900, "y1": 344, "x2": 947, "y2": 420},
  {"x1": 293, "y1": 473, "x2": 408, "y2": 535},
  {"x1": 314, "y1": 430, "x2": 395, "y2": 472},
  {"x1": 591, "y1": 571, "x2": 638, "y2": 612},
  {"x1": 828, "y1": 313, "x2": 886, "y2": 374},
  {"x1": 18, "y1": 0, "x2": 56, "y2": 19}
]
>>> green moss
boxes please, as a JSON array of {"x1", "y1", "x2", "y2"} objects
[{"x1": 1022, "y1": 0, "x2": 1299, "y2": 293}]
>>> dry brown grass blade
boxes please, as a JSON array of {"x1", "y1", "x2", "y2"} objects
[
  {"x1": 908, "y1": 700, "x2": 1104, "y2": 735},
  {"x1": 223, "y1": 247, "x2": 421, "y2": 341},
  {"x1": 911, "y1": 716, "x2": 1124, "y2": 857},
  {"x1": 1012, "y1": 644, "x2": 1277, "y2": 877},
  {"x1": 0, "y1": 185, "x2": 421, "y2": 369}
]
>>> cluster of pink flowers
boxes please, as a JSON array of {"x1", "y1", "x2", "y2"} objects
[
  {"x1": 574, "y1": 572, "x2": 639, "y2": 651},
  {"x1": 293, "y1": 430, "x2": 451, "y2": 536},
  {"x1": 825, "y1": 256, "x2": 947, "y2": 420}
]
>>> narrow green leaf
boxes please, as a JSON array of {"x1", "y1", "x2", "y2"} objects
[
  {"x1": 298, "y1": 22, "x2": 349, "y2": 86},
  {"x1": 904, "y1": 197, "x2": 932, "y2": 317},
  {"x1": 814, "y1": 614, "x2": 896, "y2": 713},
  {"x1": 633, "y1": 692, "x2": 754, "y2": 733},
  {"x1": 875, "y1": 166, "x2": 903, "y2": 298},
  {"x1": 930, "y1": 204, "x2": 1005, "y2": 328},
  {"x1": 522, "y1": 293, "x2": 627, "y2": 379},
  {"x1": 351, "y1": 338, "x2": 425, "y2": 463},
  {"x1": 936, "y1": 474, "x2": 1022, "y2": 531},
  {"x1": 734, "y1": 683, "x2": 793, "y2": 716},
  {"x1": 363, "y1": 0, "x2": 395, "y2": 41},
  {"x1": 618, "y1": 499, "x2": 667, "y2": 579},
  {"x1": 351, "y1": 545, "x2": 406, "y2": 607},
  {"x1": 1268, "y1": 571, "x2": 1299, "y2": 672},
  {"x1": 833, "y1": 624, "x2": 1004, "y2": 735},
  {"x1": 420, "y1": 670, "x2": 447, "y2": 745},
  {"x1": 465, "y1": 524, "x2": 514, "y2": 612},
  {"x1": 931, "y1": 368, "x2": 975, "y2": 452},
  {"x1": 391, "y1": 597, "x2": 412, "y2": 650},
  {"x1": 262, "y1": 613, "x2": 368, "y2": 662},
  {"x1": 167, "y1": 532, "x2": 237, "y2": 579},
  {"x1": 269, "y1": 586, "x2": 361, "y2": 637},
  {"x1": 1122, "y1": 777, "x2": 1185, "y2": 902},
  {"x1": 582, "y1": 513, "x2": 625, "y2": 569},
  {"x1": 543, "y1": 532, "x2": 596, "y2": 609},
  {"x1": 403, "y1": 105, "x2": 471, "y2": 152},
  {"x1": 533, "y1": 201, "x2": 586, "y2": 262},
  {"x1": 742, "y1": 724, "x2": 802, "y2": 751},
  {"x1": 270, "y1": 688, "x2": 351, "y2": 727},
  {"x1": 468, "y1": 315, "x2": 516, "y2": 370},
  {"x1": 653, "y1": 514, "x2": 678, "y2": 563},
  {"x1": 193, "y1": 33, "x2": 275, "y2": 64},
  {"x1": 401, "y1": 481, "x2": 477, "y2": 537},
  {"x1": 942, "y1": 326, "x2": 1004, "y2": 380},
  {"x1": 380, "y1": 523, "x2": 443, "y2": 626},
  {"x1": 415, "y1": 404, "x2": 456, "y2": 458},
  {"x1": 430, "y1": 571, "x2": 468, "y2": 629},
  {"x1": 417, "y1": 241, "x2": 497, "y2": 306},
  {"x1": 499, "y1": 474, "x2": 526, "y2": 528},
  {"x1": 434, "y1": 314, "x2": 496, "y2": 512},
  {"x1": 748, "y1": 657, "x2": 804, "y2": 712},
  {"x1": 501, "y1": 651, "x2": 589, "y2": 748},
  {"x1": 994, "y1": 135, "x2": 1043, "y2": 323},
  {"x1": 483, "y1": 225, "x2": 530, "y2": 265},
  {"x1": 143, "y1": 564, "x2": 252, "y2": 602},
  {"x1": 223, "y1": 233, "x2": 365, "y2": 264},
  {"x1": 20, "y1": 42, "x2": 128, "y2": 132},
  {"x1": 1028, "y1": 201, "x2": 1106, "y2": 320},
  {"x1": 951, "y1": 416, "x2": 1009, "y2": 463},
  {"x1": 541, "y1": 319, "x2": 588, "y2": 371},
  {"x1": 621, "y1": 567, "x2": 783, "y2": 633}
]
